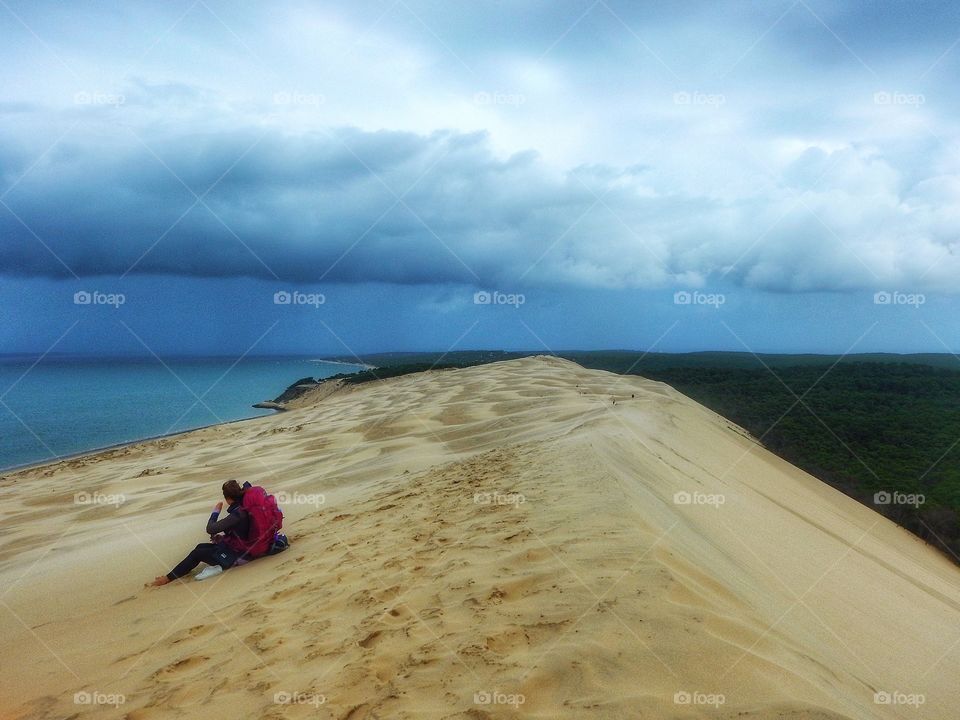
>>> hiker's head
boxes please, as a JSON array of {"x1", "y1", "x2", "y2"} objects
[{"x1": 222, "y1": 479, "x2": 244, "y2": 503}]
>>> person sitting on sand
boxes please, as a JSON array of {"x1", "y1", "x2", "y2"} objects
[{"x1": 148, "y1": 479, "x2": 251, "y2": 586}]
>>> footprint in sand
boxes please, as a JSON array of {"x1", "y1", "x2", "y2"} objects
[
  {"x1": 358, "y1": 629, "x2": 385, "y2": 648},
  {"x1": 151, "y1": 655, "x2": 209, "y2": 681},
  {"x1": 377, "y1": 606, "x2": 410, "y2": 627},
  {"x1": 168, "y1": 624, "x2": 214, "y2": 645}
]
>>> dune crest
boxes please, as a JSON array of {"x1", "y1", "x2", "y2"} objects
[{"x1": 2, "y1": 356, "x2": 958, "y2": 719}]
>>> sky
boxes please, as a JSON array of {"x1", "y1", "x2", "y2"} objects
[{"x1": 1, "y1": 0, "x2": 959, "y2": 357}]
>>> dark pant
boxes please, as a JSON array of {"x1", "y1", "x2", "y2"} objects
[{"x1": 167, "y1": 543, "x2": 239, "y2": 580}]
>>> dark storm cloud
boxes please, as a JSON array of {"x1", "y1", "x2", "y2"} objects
[
  {"x1": 2, "y1": 117, "x2": 959, "y2": 293},
  {"x1": 0, "y1": 124, "x2": 594, "y2": 285}
]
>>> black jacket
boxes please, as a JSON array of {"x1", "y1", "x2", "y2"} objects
[{"x1": 206, "y1": 502, "x2": 250, "y2": 539}]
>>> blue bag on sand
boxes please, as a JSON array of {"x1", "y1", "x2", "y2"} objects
[{"x1": 267, "y1": 533, "x2": 290, "y2": 555}]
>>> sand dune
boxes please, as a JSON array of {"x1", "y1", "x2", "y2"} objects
[{"x1": 2, "y1": 356, "x2": 959, "y2": 718}]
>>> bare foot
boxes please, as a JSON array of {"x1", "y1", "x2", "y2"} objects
[{"x1": 146, "y1": 575, "x2": 171, "y2": 587}]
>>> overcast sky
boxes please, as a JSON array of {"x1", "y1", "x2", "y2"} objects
[{"x1": 1, "y1": 0, "x2": 959, "y2": 356}]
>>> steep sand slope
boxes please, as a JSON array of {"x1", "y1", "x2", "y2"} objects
[{"x1": 1, "y1": 356, "x2": 959, "y2": 719}]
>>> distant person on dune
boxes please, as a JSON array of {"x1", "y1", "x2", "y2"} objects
[{"x1": 148, "y1": 479, "x2": 284, "y2": 587}]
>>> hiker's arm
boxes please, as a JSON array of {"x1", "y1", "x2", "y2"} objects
[{"x1": 206, "y1": 508, "x2": 244, "y2": 535}]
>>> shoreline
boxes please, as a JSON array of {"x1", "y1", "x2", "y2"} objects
[
  {"x1": 0, "y1": 413, "x2": 268, "y2": 477},
  {"x1": 1, "y1": 360, "x2": 371, "y2": 477},
  {"x1": 311, "y1": 358, "x2": 379, "y2": 370}
]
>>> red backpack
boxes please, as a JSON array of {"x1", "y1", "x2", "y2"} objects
[{"x1": 223, "y1": 486, "x2": 283, "y2": 558}]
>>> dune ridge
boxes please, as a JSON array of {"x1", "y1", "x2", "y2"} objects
[{"x1": 1, "y1": 355, "x2": 959, "y2": 719}]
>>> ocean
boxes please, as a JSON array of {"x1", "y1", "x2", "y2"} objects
[{"x1": 0, "y1": 355, "x2": 364, "y2": 471}]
